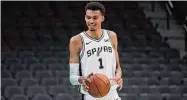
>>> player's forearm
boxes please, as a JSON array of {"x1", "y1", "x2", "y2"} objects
[
  {"x1": 115, "y1": 65, "x2": 122, "y2": 78},
  {"x1": 114, "y1": 49, "x2": 122, "y2": 78},
  {"x1": 69, "y1": 63, "x2": 82, "y2": 85},
  {"x1": 115, "y1": 52, "x2": 122, "y2": 78}
]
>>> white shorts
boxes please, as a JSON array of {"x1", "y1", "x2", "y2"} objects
[{"x1": 82, "y1": 89, "x2": 121, "y2": 100}]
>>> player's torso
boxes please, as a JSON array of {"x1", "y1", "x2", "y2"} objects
[{"x1": 79, "y1": 29, "x2": 116, "y2": 79}]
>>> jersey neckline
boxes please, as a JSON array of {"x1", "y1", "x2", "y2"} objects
[{"x1": 83, "y1": 29, "x2": 104, "y2": 42}]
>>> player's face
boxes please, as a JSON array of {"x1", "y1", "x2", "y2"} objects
[{"x1": 85, "y1": 10, "x2": 104, "y2": 31}]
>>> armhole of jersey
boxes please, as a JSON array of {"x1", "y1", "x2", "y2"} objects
[
  {"x1": 106, "y1": 30, "x2": 113, "y2": 46},
  {"x1": 79, "y1": 34, "x2": 85, "y2": 60}
]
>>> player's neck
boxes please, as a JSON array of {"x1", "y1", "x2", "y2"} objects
[{"x1": 87, "y1": 29, "x2": 102, "y2": 40}]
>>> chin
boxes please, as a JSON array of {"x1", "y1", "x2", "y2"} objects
[
  {"x1": 90, "y1": 29, "x2": 96, "y2": 31},
  {"x1": 89, "y1": 28, "x2": 96, "y2": 31}
]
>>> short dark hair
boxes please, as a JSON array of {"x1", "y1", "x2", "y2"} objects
[{"x1": 85, "y1": 2, "x2": 105, "y2": 16}]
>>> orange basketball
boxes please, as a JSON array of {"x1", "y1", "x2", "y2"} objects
[{"x1": 85, "y1": 73, "x2": 111, "y2": 98}]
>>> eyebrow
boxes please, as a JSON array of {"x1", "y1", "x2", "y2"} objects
[{"x1": 86, "y1": 15, "x2": 99, "y2": 18}]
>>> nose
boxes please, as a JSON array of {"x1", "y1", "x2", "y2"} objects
[{"x1": 89, "y1": 18, "x2": 94, "y2": 24}]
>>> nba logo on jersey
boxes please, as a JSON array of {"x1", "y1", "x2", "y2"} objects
[{"x1": 78, "y1": 29, "x2": 117, "y2": 94}]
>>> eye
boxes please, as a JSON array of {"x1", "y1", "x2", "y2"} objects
[
  {"x1": 87, "y1": 17, "x2": 91, "y2": 19},
  {"x1": 86, "y1": 15, "x2": 91, "y2": 19},
  {"x1": 93, "y1": 17, "x2": 98, "y2": 20}
]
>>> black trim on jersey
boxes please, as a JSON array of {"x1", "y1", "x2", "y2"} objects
[
  {"x1": 81, "y1": 94, "x2": 84, "y2": 100},
  {"x1": 78, "y1": 61, "x2": 83, "y2": 93},
  {"x1": 79, "y1": 34, "x2": 85, "y2": 59},
  {"x1": 79, "y1": 61, "x2": 82, "y2": 76},
  {"x1": 84, "y1": 30, "x2": 104, "y2": 42}
]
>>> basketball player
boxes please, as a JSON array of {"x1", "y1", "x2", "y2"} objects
[{"x1": 69, "y1": 2, "x2": 123, "y2": 100}]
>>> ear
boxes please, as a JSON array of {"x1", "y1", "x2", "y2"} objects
[
  {"x1": 85, "y1": 15, "x2": 86, "y2": 21},
  {"x1": 102, "y1": 16, "x2": 105, "y2": 22}
]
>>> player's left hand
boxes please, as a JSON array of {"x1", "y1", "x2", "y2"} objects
[{"x1": 110, "y1": 76, "x2": 123, "y2": 90}]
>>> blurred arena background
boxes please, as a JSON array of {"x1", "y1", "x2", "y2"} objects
[{"x1": 1, "y1": 1, "x2": 187, "y2": 100}]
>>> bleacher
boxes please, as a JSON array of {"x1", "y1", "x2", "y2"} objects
[{"x1": 1, "y1": 1, "x2": 187, "y2": 100}]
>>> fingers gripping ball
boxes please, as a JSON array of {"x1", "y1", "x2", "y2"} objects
[{"x1": 85, "y1": 73, "x2": 111, "y2": 98}]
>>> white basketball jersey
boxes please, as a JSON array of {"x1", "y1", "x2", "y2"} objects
[{"x1": 79, "y1": 29, "x2": 117, "y2": 94}]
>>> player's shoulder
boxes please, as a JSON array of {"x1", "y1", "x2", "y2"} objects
[
  {"x1": 104, "y1": 29, "x2": 117, "y2": 38},
  {"x1": 70, "y1": 33, "x2": 82, "y2": 44}
]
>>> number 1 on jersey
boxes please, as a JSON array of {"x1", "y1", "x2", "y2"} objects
[{"x1": 98, "y1": 58, "x2": 104, "y2": 69}]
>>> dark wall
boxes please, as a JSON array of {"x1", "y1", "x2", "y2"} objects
[{"x1": 171, "y1": 1, "x2": 187, "y2": 22}]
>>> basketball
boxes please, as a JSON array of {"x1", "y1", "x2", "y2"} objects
[{"x1": 85, "y1": 73, "x2": 111, "y2": 98}]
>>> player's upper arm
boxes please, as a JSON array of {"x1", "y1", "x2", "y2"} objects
[
  {"x1": 110, "y1": 31, "x2": 121, "y2": 68},
  {"x1": 69, "y1": 35, "x2": 82, "y2": 63},
  {"x1": 109, "y1": 31, "x2": 118, "y2": 50}
]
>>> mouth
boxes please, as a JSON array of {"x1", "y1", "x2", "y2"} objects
[
  {"x1": 88, "y1": 24, "x2": 96, "y2": 27},
  {"x1": 89, "y1": 25, "x2": 96, "y2": 29}
]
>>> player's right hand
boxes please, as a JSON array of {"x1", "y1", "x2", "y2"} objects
[{"x1": 80, "y1": 72, "x2": 94, "y2": 92}]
